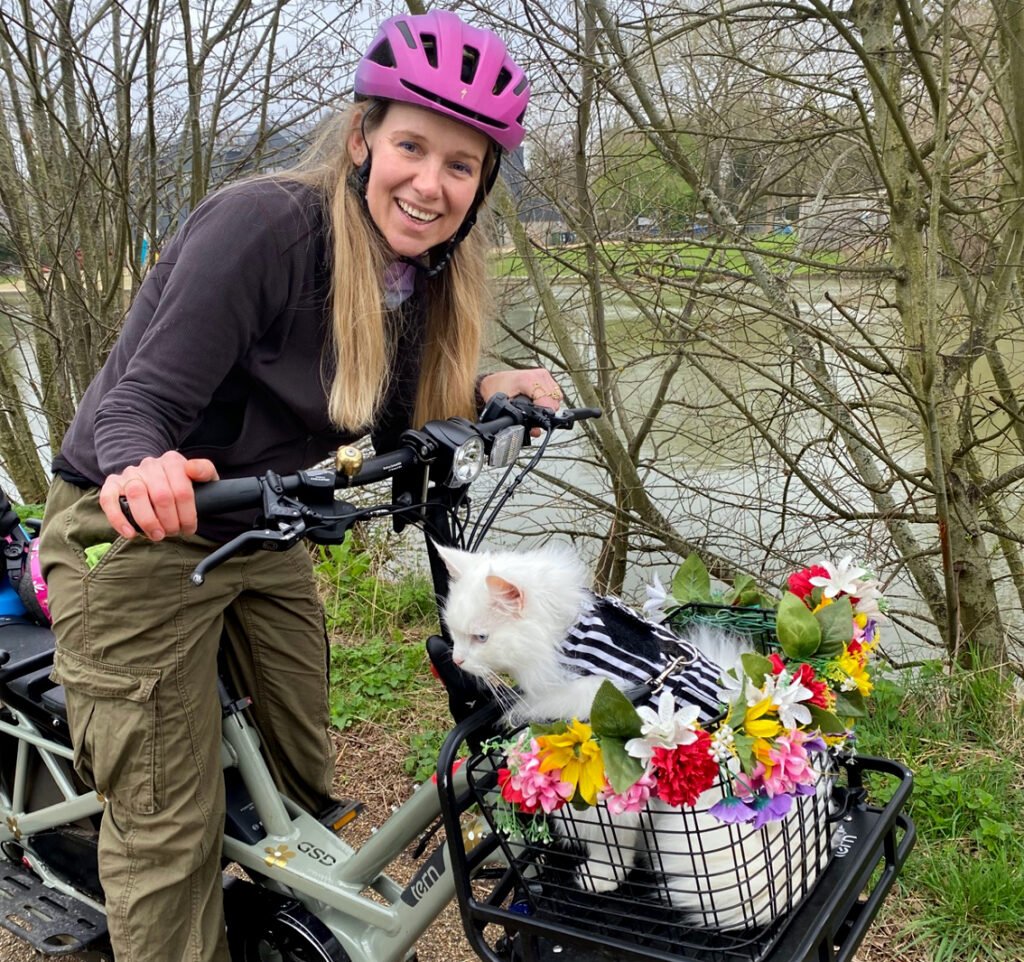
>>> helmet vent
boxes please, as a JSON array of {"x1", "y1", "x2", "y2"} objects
[
  {"x1": 395, "y1": 20, "x2": 416, "y2": 49},
  {"x1": 461, "y1": 46, "x2": 480, "y2": 83},
  {"x1": 513, "y1": 77, "x2": 528, "y2": 96},
  {"x1": 401, "y1": 80, "x2": 509, "y2": 132},
  {"x1": 422, "y1": 33, "x2": 439, "y2": 68},
  {"x1": 367, "y1": 39, "x2": 395, "y2": 68},
  {"x1": 493, "y1": 67, "x2": 512, "y2": 95}
]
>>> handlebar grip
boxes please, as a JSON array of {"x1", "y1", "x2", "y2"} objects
[{"x1": 193, "y1": 478, "x2": 264, "y2": 517}]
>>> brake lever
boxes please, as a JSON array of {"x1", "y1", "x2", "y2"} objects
[{"x1": 190, "y1": 522, "x2": 306, "y2": 586}]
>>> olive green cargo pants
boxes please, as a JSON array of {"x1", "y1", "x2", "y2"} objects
[{"x1": 40, "y1": 477, "x2": 335, "y2": 962}]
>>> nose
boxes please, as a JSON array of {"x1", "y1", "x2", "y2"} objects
[
  {"x1": 412, "y1": 160, "x2": 443, "y2": 199},
  {"x1": 452, "y1": 653, "x2": 465, "y2": 667}
]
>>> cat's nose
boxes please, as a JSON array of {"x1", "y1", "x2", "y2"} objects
[{"x1": 453, "y1": 654, "x2": 465, "y2": 666}]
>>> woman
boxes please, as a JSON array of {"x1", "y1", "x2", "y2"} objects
[{"x1": 39, "y1": 10, "x2": 561, "y2": 961}]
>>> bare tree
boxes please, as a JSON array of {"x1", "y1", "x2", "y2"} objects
[
  {"x1": 0, "y1": 0, "x2": 359, "y2": 501},
  {"x1": 472, "y1": 0, "x2": 1022, "y2": 670}
]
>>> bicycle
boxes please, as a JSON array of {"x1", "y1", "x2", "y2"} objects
[{"x1": 0, "y1": 393, "x2": 914, "y2": 961}]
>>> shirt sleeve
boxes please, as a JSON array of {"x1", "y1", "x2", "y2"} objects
[{"x1": 92, "y1": 188, "x2": 295, "y2": 476}]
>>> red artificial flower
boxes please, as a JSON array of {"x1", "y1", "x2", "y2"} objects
[
  {"x1": 769, "y1": 653, "x2": 786, "y2": 675},
  {"x1": 793, "y1": 662, "x2": 832, "y2": 709},
  {"x1": 787, "y1": 565, "x2": 830, "y2": 601},
  {"x1": 650, "y1": 731, "x2": 719, "y2": 807},
  {"x1": 498, "y1": 768, "x2": 537, "y2": 814},
  {"x1": 848, "y1": 639, "x2": 863, "y2": 655}
]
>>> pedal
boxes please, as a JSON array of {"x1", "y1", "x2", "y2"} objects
[
  {"x1": 0, "y1": 859, "x2": 107, "y2": 955},
  {"x1": 317, "y1": 798, "x2": 363, "y2": 833}
]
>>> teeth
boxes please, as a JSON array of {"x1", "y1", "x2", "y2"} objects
[{"x1": 397, "y1": 199, "x2": 439, "y2": 223}]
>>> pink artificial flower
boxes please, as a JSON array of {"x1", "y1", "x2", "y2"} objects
[
  {"x1": 517, "y1": 761, "x2": 574, "y2": 813},
  {"x1": 600, "y1": 770, "x2": 657, "y2": 815},
  {"x1": 499, "y1": 737, "x2": 573, "y2": 814},
  {"x1": 762, "y1": 730, "x2": 818, "y2": 797}
]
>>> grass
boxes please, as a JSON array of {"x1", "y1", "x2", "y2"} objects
[
  {"x1": 316, "y1": 535, "x2": 449, "y2": 782},
  {"x1": 856, "y1": 665, "x2": 1024, "y2": 960},
  {"x1": 491, "y1": 234, "x2": 842, "y2": 281}
]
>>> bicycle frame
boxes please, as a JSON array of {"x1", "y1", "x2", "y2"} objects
[{"x1": 0, "y1": 660, "x2": 502, "y2": 962}]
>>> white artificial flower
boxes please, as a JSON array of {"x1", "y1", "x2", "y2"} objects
[
  {"x1": 809, "y1": 556, "x2": 868, "y2": 599},
  {"x1": 852, "y1": 580, "x2": 886, "y2": 619},
  {"x1": 642, "y1": 573, "x2": 669, "y2": 623},
  {"x1": 764, "y1": 671, "x2": 814, "y2": 729},
  {"x1": 624, "y1": 689, "x2": 699, "y2": 761}
]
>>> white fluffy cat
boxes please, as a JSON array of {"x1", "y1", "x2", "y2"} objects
[{"x1": 437, "y1": 541, "x2": 832, "y2": 931}]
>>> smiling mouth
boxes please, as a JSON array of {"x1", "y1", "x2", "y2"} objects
[{"x1": 397, "y1": 199, "x2": 440, "y2": 223}]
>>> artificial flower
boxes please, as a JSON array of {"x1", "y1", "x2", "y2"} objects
[
  {"x1": 808, "y1": 556, "x2": 868, "y2": 599},
  {"x1": 650, "y1": 731, "x2": 719, "y2": 806},
  {"x1": 793, "y1": 663, "x2": 833, "y2": 710},
  {"x1": 536, "y1": 719, "x2": 606, "y2": 806},
  {"x1": 624, "y1": 689, "x2": 700, "y2": 762},
  {"x1": 762, "y1": 730, "x2": 821, "y2": 796},
  {"x1": 744, "y1": 696, "x2": 783, "y2": 739},
  {"x1": 834, "y1": 643, "x2": 873, "y2": 697},
  {"x1": 786, "y1": 565, "x2": 830, "y2": 600},
  {"x1": 642, "y1": 573, "x2": 669, "y2": 623},
  {"x1": 600, "y1": 770, "x2": 657, "y2": 815},
  {"x1": 763, "y1": 671, "x2": 814, "y2": 729},
  {"x1": 709, "y1": 793, "x2": 757, "y2": 823},
  {"x1": 516, "y1": 764, "x2": 574, "y2": 813},
  {"x1": 751, "y1": 791, "x2": 795, "y2": 828}
]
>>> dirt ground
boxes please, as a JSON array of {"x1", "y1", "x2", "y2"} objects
[{"x1": 2, "y1": 720, "x2": 923, "y2": 962}]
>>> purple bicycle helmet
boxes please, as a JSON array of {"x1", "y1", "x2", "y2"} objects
[{"x1": 355, "y1": 10, "x2": 529, "y2": 153}]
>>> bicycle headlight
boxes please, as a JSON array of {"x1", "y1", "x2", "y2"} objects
[{"x1": 447, "y1": 436, "x2": 485, "y2": 487}]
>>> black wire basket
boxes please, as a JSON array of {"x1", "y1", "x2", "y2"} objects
[
  {"x1": 458, "y1": 739, "x2": 835, "y2": 962},
  {"x1": 437, "y1": 601, "x2": 915, "y2": 962}
]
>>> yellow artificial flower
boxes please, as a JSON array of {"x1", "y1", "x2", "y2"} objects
[
  {"x1": 744, "y1": 696, "x2": 783, "y2": 739},
  {"x1": 536, "y1": 719, "x2": 605, "y2": 806},
  {"x1": 812, "y1": 595, "x2": 834, "y2": 614},
  {"x1": 854, "y1": 612, "x2": 868, "y2": 630},
  {"x1": 837, "y1": 646, "x2": 873, "y2": 697}
]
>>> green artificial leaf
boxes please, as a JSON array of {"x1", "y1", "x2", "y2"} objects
[
  {"x1": 775, "y1": 592, "x2": 822, "y2": 659},
  {"x1": 672, "y1": 554, "x2": 712, "y2": 605},
  {"x1": 732, "y1": 732, "x2": 757, "y2": 774},
  {"x1": 600, "y1": 736, "x2": 645, "y2": 795},
  {"x1": 590, "y1": 680, "x2": 643, "y2": 739},
  {"x1": 833, "y1": 689, "x2": 867, "y2": 719},
  {"x1": 815, "y1": 596, "x2": 854, "y2": 657},
  {"x1": 727, "y1": 573, "x2": 757, "y2": 605},
  {"x1": 741, "y1": 652, "x2": 775, "y2": 688},
  {"x1": 807, "y1": 704, "x2": 847, "y2": 734},
  {"x1": 529, "y1": 720, "x2": 569, "y2": 737}
]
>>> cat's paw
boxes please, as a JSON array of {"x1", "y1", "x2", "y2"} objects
[{"x1": 577, "y1": 865, "x2": 625, "y2": 894}]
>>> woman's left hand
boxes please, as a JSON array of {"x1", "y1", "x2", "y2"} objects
[{"x1": 478, "y1": 368, "x2": 564, "y2": 413}]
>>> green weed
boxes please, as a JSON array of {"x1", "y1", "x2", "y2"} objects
[
  {"x1": 857, "y1": 666, "x2": 1024, "y2": 959},
  {"x1": 314, "y1": 536, "x2": 436, "y2": 641}
]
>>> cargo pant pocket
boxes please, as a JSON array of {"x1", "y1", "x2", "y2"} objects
[{"x1": 50, "y1": 648, "x2": 162, "y2": 816}]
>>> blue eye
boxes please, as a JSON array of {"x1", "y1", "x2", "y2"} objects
[
  {"x1": 451, "y1": 161, "x2": 473, "y2": 176},
  {"x1": 471, "y1": 632, "x2": 488, "y2": 644}
]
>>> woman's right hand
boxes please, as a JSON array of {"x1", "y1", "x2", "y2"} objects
[{"x1": 99, "y1": 452, "x2": 219, "y2": 541}]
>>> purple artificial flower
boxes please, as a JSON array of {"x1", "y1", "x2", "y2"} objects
[
  {"x1": 709, "y1": 794, "x2": 756, "y2": 824},
  {"x1": 751, "y1": 791, "x2": 794, "y2": 828}
]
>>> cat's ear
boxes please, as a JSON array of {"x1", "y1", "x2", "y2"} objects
[
  {"x1": 486, "y1": 574, "x2": 524, "y2": 615},
  {"x1": 434, "y1": 543, "x2": 471, "y2": 582}
]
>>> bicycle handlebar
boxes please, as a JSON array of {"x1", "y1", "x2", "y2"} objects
[{"x1": 190, "y1": 397, "x2": 598, "y2": 521}]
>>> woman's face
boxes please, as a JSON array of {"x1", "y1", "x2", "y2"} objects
[{"x1": 350, "y1": 102, "x2": 491, "y2": 259}]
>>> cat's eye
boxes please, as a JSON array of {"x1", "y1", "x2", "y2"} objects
[{"x1": 471, "y1": 633, "x2": 489, "y2": 644}]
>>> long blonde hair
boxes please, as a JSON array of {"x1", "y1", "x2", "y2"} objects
[{"x1": 279, "y1": 103, "x2": 492, "y2": 431}]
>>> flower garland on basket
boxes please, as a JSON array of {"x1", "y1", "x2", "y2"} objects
[{"x1": 485, "y1": 557, "x2": 886, "y2": 842}]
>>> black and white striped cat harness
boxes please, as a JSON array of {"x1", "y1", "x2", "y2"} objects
[{"x1": 556, "y1": 594, "x2": 724, "y2": 722}]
